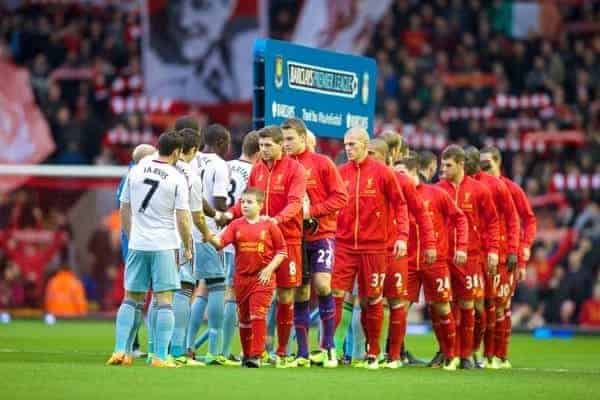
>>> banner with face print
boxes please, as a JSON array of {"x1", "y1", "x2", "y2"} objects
[{"x1": 142, "y1": 0, "x2": 267, "y2": 104}]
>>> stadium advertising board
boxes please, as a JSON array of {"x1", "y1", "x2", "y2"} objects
[{"x1": 253, "y1": 39, "x2": 377, "y2": 139}]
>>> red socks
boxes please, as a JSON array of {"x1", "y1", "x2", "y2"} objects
[
  {"x1": 333, "y1": 296, "x2": 345, "y2": 329},
  {"x1": 364, "y1": 301, "x2": 384, "y2": 357},
  {"x1": 473, "y1": 307, "x2": 486, "y2": 353},
  {"x1": 239, "y1": 321, "x2": 252, "y2": 357},
  {"x1": 452, "y1": 304, "x2": 461, "y2": 357},
  {"x1": 495, "y1": 312, "x2": 511, "y2": 359},
  {"x1": 459, "y1": 308, "x2": 475, "y2": 359},
  {"x1": 437, "y1": 311, "x2": 457, "y2": 359},
  {"x1": 388, "y1": 305, "x2": 407, "y2": 361},
  {"x1": 484, "y1": 303, "x2": 497, "y2": 358},
  {"x1": 494, "y1": 313, "x2": 506, "y2": 359},
  {"x1": 251, "y1": 318, "x2": 267, "y2": 358},
  {"x1": 276, "y1": 302, "x2": 294, "y2": 356}
]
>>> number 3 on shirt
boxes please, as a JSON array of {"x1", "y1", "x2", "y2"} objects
[
  {"x1": 465, "y1": 274, "x2": 481, "y2": 290},
  {"x1": 370, "y1": 273, "x2": 386, "y2": 288}
]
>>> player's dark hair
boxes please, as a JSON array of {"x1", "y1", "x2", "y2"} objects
[
  {"x1": 481, "y1": 146, "x2": 502, "y2": 164},
  {"x1": 174, "y1": 116, "x2": 204, "y2": 149},
  {"x1": 179, "y1": 128, "x2": 201, "y2": 153},
  {"x1": 242, "y1": 131, "x2": 260, "y2": 157},
  {"x1": 243, "y1": 187, "x2": 265, "y2": 204},
  {"x1": 418, "y1": 150, "x2": 437, "y2": 170},
  {"x1": 463, "y1": 145, "x2": 480, "y2": 175},
  {"x1": 396, "y1": 152, "x2": 419, "y2": 171},
  {"x1": 441, "y1": 144, "x2": 465, "y2": 163},
  {"x1": 174, "y1": 115, "x2": 200, "y2": 132},
  {"x1": 281, "y1": 118, "x2": 308, "y2": 137},
  {"x1": 203, "y1": 124, "x2": 231, "y2": 147},
  {"x1": 157, "y1": 130, "x2": 183, "y2": 156},
  {"x1": 258, "y1": 125, "x2": 284, "y2": 144}
]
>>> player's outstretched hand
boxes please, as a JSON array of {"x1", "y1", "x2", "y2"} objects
[
  {"x1": 393, "y1": 240, "x2": 407, "y2": 259},
  {"x1": 208, "y1": 235, "x2": 221, "y2": 249},
  {"x1": 258, "y1": 264, "x2": 276, "y2": 285},
  {"x1": 454, "y1": 250, "x2": 467, "y2": 266},
  {"x1": 506, "y1": 253, "x2": 518, "y2": 271},
  {"x1": 424, "y1": 248, "x2": 437, "y2": 264}
]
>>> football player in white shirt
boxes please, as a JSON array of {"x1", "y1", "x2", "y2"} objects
[
  {"x1": 107, "y1": 131, "x2": 193, "y2": 368},
  {"x1": 166, "y1": 128, "x2": 214, "y2": 366},
  {"x1": 186, "y1": 124, "x2": 232, "y2": 365}
]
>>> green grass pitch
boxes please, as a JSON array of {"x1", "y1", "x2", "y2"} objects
[{"x1": 1, "y1": 320, "x2": 599, "y2": 400}]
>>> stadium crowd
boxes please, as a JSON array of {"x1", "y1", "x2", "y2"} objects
[{"x1": 0, "y1": 0, "x2": 598, "y2": 330}]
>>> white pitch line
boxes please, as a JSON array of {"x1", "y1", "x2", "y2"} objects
[
  {"x1": 1, "y1": 349, "x2": 599, "y2": 375},
  {"x1": 0, "y1": 348, "x2": 105, "y2": 356}
]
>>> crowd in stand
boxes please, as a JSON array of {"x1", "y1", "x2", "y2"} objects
[{"x1": 0, "y1": 0, "x2": 598, "y2": 326}]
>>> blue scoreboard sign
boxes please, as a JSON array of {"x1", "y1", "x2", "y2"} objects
[{"x1": 253, "y1": 39, "x2": 377, "y2": 139}]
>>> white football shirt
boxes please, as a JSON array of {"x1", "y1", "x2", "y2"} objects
[
  {"x1": 120, "y1": 159, "x2": 189, "y2": 251},
  {"x1": 224, "y1": 158, "x2": 253, "y2": 253},
  {"x1": 194, "y1": 152, "x2": 230, "y2": 240}
]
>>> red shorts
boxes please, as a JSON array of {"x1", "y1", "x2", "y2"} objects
[
  {"x1": 407, "y1": 261, "x2": 452, "y2": 303},
  {"x1": 495, "y1": 267, "x2": 515, "y2": 307},
  {"x1": 234, "y1": 275, "x2": 275, "y2": 321},
  {"x1": 277, "y1": 243, "x2": 302, "y2": 288},
  {"x1": 449, "y1": 254, "x2": 484, "y2": 301},
  {"x1": 332, "y1": 247, "x2": 386, "y2": 298},
  {"x1": 384, "y1": 254, "x2": 408, "y2": 299}
]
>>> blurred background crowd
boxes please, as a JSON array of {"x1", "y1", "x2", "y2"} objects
[{"x1": 0, "y1": 0, "x2": 598, "y2": 327}]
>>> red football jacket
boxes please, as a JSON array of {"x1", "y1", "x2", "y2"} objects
[
  {"x1": 292, "y1": 149, "x2": 348, "y2": 242},
  {"x1": 438, "y1": 175, "x2": 500, "y2": 258},
  {"x1": 501, "y1": 176, "x2": 537, "y2": 253},
  {"x1": 408, "y1": 183, "x2": 469, "y2": 268},
  {"x1": 474, "y1": 171, "x2": 520, "y2": 263},
  {"x1": 230, "y1": 155, "x2": 306, "y2": 245},
  {"x1": 336, "y1": 156, "x2": 408, "y2": 253},
  {"x1": 388, "y1": 171, "x2": 435, "y2": 253}
]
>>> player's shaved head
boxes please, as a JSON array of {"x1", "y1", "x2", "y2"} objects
[
  {"x1": 368, "y1": 138, "x2": 389, "y2": 164},
  {"x1": 306, "y1": 129, "x2": 316, "y2": 152},
  {"x1": 344, "y1": 127, "x2": 370, "y2": 162},
  {"x1": 463, "y1": 145, "x2": 480, "y2": 176},
  {"x1": 344, "y1": 127, "x2": 369, "y2": 144},
  {"x1": 132, "y1": 144, "x2": 157, "y2": 163}
]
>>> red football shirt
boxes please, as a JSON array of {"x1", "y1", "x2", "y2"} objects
[{"x1": 219, "y1": 217, "x2": 287, "y2": 276}]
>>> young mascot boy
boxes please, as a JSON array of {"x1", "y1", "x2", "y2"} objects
[{"x1": 209, "y1": 188, "x2": 287, "y2": 368}]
